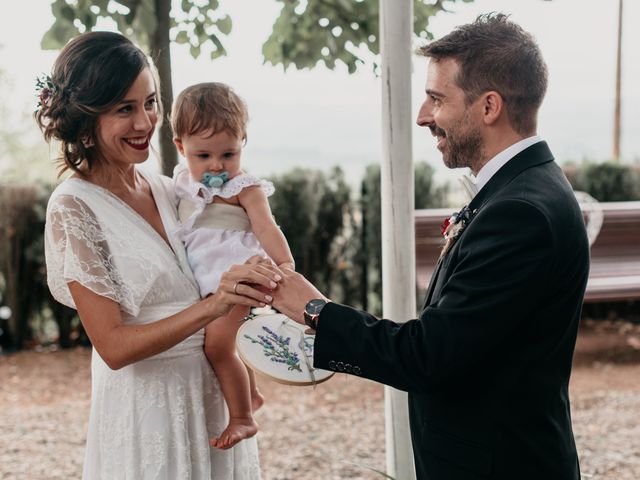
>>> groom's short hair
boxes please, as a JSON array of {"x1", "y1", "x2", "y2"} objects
[{"x1": 418, "y1": 13, "x2": 548, "y2": 136}]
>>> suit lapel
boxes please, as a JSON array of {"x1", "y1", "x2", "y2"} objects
[
  {"x1": 421, "y1": 256, "x2": 445, "y2": 310},
  {"x1": 468, "y1": 141, "x2": 555, "y2": 212},
  {"x1": 419, "y1": 141, "x2": 555, "y2": 311}
]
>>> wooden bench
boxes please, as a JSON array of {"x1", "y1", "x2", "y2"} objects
[{"x1": 415, "y1": 201, "x2": 640, "y2": 303}]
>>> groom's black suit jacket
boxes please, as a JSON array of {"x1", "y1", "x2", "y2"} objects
[{"x1": 313, "y1": 142, "x2": 589, "y2": 479}]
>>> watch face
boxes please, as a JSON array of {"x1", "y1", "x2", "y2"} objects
[{"x1": 305, "y1": 298, "x2": 326, "y2": 315}]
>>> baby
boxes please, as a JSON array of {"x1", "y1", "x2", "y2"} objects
[{"x1": 171, "y1": 82, "x2": 295, "y2": 449}]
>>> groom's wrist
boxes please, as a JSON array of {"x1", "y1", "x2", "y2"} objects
[{"x1": 303, "y1": 298, "x2": 329, "y2": 330}]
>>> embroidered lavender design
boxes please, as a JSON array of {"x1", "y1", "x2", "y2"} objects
[{"x1": 244, "y1": 326, "x2": 302, "y2": 372}]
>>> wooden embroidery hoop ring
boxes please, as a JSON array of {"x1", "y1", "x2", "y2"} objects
[{"x1": 236, "y1": 313, "x2": 334, "y2": 386}]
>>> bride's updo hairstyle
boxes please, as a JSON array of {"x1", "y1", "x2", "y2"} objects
[{"x1": 35, "y1": 31, "x2": 161, "y2": 175}]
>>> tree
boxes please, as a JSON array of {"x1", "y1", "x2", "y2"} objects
[
  {"x1": 268, "y1": 167, "x2": 353, "y2": 300},
  {"x1": 42, "y1": 0, "x2": 233, "y2": 175},
  {"x1": 42, "y1": 0, "x2": 474, "y2": 174},
  {"x1": 360, "y1": 161, "x2": 448, "y2": 314},
  {"x1": 567, "y1": 161, "x2": 640, "y2": 202},
  {"x1": 264, "y1": 0, "x2": 473, "y2": 74},
  {"x1": 0, "y1": 185, "x2": 48, "y2": 350}
]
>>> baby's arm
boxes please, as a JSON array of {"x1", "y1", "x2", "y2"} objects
[{"x1": 239, "y1": 186, "x2": 295, "y2": 270}]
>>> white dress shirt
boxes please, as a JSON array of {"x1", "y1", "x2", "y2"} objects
[{"x1": 473, "y1": 135, "x2": 542, "y2": 194}]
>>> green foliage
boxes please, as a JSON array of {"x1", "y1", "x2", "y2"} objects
[
  {"x1": 0, "y1": 183, "x2": 79, "y2": 351},
  {"x1": 39, "y1": 0, "x2": 472, "y2": 176},
  {"x1": 42, "y1": 0, "x2": 232, "y2": 60},
  {"x1": 565, "y1": 162, "x2": 640, "y2": 202},
  {"x1": 360, "y1": 161, "x2": 448, "y2": 314},
  {"x1": 263, "y1": 0, "x2": 474, "y2": 73},
  {"x1": 268, "y1": 166, "x2": 354, "y2": 302},
  {"x1": 0, "y1": 63, "x2": 55, "y2": 183},
  {"x1": 41, "y1": 0, "x2": 236, "y2": 176}
]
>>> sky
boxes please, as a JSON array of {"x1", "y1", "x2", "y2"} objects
[{"x1": 0, "y1": 0, "x2": 638, "y2": 186}]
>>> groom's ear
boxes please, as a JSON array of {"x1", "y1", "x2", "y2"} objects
[
  {"x1": 480, "y1": 91, "x2": 503, "y2": 126},
  {"x1": 173, "y1": 137, "x2": 185, "y2": 156}
]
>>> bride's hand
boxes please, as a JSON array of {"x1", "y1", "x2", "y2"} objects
[{"x1": 204, "y1": 256, "x2": 283, "y2": 318}]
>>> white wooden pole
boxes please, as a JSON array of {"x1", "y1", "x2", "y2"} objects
[
  {"x1": 612, "y1": 0, "x2": 623, "y2": 161},
  {"x1": 380, "y1": 0, "x2": 416, "y2": 478}
]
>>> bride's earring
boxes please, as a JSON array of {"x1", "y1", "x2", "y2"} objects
[{"x1": 81, "y1": 135, "x2": 94, "y2": 148}]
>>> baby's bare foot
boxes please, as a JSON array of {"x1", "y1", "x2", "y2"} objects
[
  {"x1": 209, "y1": 417, "x2": 258, "y2": 450},
  {"x1": 251, "y1": 391, "x2": 265, "y2": 412}
]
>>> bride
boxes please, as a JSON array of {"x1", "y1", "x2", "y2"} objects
[{"x1": 36, "y1": 31, "x2": 279, "y2": 479}]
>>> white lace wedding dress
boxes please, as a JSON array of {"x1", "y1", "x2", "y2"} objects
[{"x1": 44, "y1": 169, "x2": 261, "y2": 480}]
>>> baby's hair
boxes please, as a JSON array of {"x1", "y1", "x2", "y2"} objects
[{"x1": 171, "y1": 82, "x2": 248, "y2": 142}]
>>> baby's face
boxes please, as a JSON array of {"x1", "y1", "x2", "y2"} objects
[{"x1": 175, "y1": 129, "x2": 243, "y2": 183}]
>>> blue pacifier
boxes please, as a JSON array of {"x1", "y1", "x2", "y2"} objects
[{"x1": 201, "y1": 171, "x2": 229, "y2": 188}]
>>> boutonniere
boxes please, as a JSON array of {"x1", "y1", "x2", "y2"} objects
[{"x1": 440, "y1": 205, "x2": 476, "y2": 258}]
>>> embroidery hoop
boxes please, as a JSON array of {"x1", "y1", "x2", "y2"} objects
[{"x1": 236, "y1": 313, "x2": 334, "y2": 386}]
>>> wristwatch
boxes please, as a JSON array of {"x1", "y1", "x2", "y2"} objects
[{"x1": 303, "y1": 298, "x2": 327, "y2": 330}]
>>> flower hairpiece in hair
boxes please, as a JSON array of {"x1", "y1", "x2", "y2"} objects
[{"x1": 35, "y1": 73, "x2": 56, "y2": 111}]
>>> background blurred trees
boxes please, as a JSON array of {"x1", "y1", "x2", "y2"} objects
[
  {"x1": 1, "y1": 160, "x2": 638, "y2": 350},
  {"x1": 359, "y1": 161, "x2": 449, "y2": 314},
  {"x1": 0, "y1": 163, "x2": 448, "y2": 350},
  {"x1": 40, "y1": 0, "x2": 473, "y2": 175},
  {"x1": 565, "y1": 162, "x2": 640, "y2": 202},
  {"x1": 1, "y1": 1, "x2": 635, "y2": 351},
  {"x1": 264, "y1": 0, "x2": 473, "y2": 74},
  {"x1": 269, "y1": 167, "x2": 353, "y2": 299},
  {"x1": 42, "y1": 0, "x2": 236, "y2": 175},
  {"x1": 0, "y1": 184, "x2": 78, "y2": 352}
]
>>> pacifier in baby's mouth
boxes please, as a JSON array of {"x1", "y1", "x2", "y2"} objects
[{"x1": 201, "y1": 171, "x2": 229, "y2": 188}]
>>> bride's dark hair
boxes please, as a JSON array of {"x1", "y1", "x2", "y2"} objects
[{"x1": 35, "y1": 31, "x2": 162, "y2": 176}]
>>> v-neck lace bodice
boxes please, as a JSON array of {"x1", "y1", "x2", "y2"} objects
[{"x1": 45, "y1": 170, "x2": 199, "y2": 318}]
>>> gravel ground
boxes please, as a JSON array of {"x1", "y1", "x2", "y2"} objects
[{"x1": 1, "y1": 320, "x2": 639, "y2": 480}]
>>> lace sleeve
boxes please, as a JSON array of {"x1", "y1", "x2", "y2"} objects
[{"x1": 44, "y1": 194, "x2": 132, "y2": 313}]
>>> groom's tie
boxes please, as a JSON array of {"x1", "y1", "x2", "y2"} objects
[{"x1": 459, "y1": 173, "x2": 478, "y2": 201}]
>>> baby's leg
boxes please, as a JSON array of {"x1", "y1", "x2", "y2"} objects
[
  {"x1": 205, "y1": 304, "x2": 257, "y2": 450},
  {"x1": 247, "y1": 365, "x2": 265, "y2": 412}
]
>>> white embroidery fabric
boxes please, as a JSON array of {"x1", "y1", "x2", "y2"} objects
[{"x1": 44, "y1": 170, "x2": 261, "y2": 480}]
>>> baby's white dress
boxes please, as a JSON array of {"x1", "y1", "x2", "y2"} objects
[
  {"x1": 44, "y1": 168, "x2": 261, "y2": 479},
  {"x1": 173, "y1": 164, "x2": 275, "y2": 297}
]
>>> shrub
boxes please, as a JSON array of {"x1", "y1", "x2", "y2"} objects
[
  {"x1": 565, "y1": 162, "x2": 640, "y2": 202},
  {"x1": 268, "y1": 166, "x2": 354, "y2": 303},
  {"x1": 0, "y1": 183, "x2": 79, "y2": 351},
  {"x1": 359, "y1": 162, "x2": 449, "y2": 315}
]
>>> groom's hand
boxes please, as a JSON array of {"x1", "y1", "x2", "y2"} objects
[{"x1": 271, "y1": 268, "x2": 329, "y2": 326}]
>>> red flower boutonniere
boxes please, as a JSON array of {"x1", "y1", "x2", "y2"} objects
[{"x1": 440, "y1": 205, "x2": 476, "y2": 258}]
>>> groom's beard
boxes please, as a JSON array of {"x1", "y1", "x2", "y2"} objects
[{"x1": 442, "y1": 114, "x2": 484, "y2": 171}]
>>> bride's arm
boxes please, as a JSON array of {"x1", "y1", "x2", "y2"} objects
[{"x1": 69, "y1": 261, "x2": 280, "y2": 370}]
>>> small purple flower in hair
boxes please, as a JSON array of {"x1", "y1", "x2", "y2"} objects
[{"x1": 35, "y1": 74, "x2": 56, "y2": 111}]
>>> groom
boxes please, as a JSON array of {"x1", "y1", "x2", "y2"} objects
[{"x1": 271, "y1": 13, "x2": 588, "y2": 480}]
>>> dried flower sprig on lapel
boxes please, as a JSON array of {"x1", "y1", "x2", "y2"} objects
[{"x1": 440, "y1": 205, "x2": 476, "y2": 258}]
